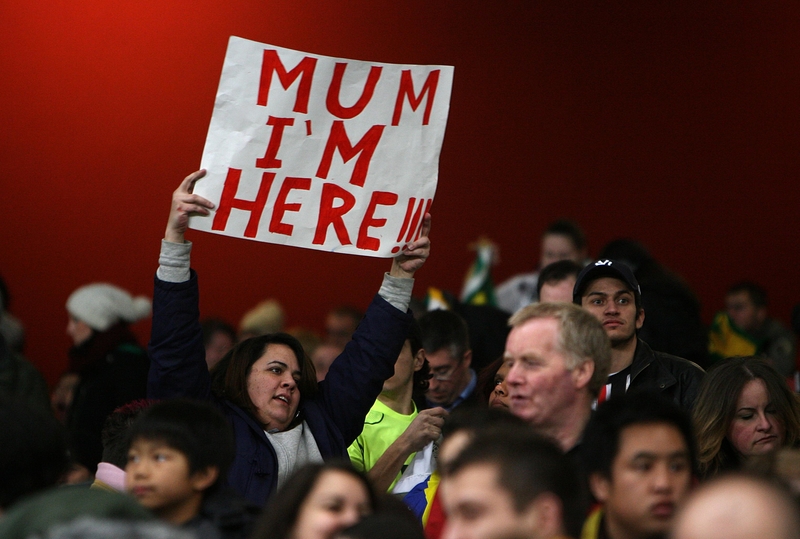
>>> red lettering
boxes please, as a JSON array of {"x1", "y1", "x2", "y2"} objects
[
  {"x1": 315, "y1": 121, "x2": 385, "y2": 188},
  {"x1": 391, "y1": 69, "x2": 441, "y2": 126},
  {"x1": 269, "y1": 177, "x2": 312, "y2": 236},
  {"x1": 255, "y1": 116, "x2": 295, "y2": 169},
  {"x1": 257, "y1": 50, "x2": 317, "y2": 113},
  {"x1": 313, "y1": 183, "x2": 356, "y2": 245},
  {"x1": 326, "y1": 63, "x2": 383, "y2": 119},
  {"x1": 414, "y1": 199, "x2": 433, "y2": 240},
  {"x1": 357, "y1": 191, "x2": 398, "y2": 251},
  {"x1": 212, "y1": 169, "x2": 275, "y2": 238},
  {"x1": 396, "y1": 198, "x2": 417, "y2": 241},
  {"x1": 404, "y1": 197, "x2": 425, "y2": 243}
]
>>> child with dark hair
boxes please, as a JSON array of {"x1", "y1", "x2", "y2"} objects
[{"x1": 125, "y1": 398, "x2": 259, "y2": 539}]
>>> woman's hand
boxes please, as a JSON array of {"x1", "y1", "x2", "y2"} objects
[
  {"x1": 390, "y1": 213, "x2": 431, "y2": 279},
  {"x1": 165, "y1": 170, "x2": 215, "y2": 243}
]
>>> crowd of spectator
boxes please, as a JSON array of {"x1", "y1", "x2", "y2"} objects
[{"x1": 1, "y1": 181, "x2": 799, "y2": 539}]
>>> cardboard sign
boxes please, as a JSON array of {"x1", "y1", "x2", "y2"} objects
[{"x1": 190, "y1": 36, "x2": 453, "y2": 257}]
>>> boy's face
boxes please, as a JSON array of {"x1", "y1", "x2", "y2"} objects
[
  {"x1": 590, "y1": 422, "x2": 692, "y2": 539},
  {"x1": 126, "y1": 438, "x2": 215, "y2": 524}
]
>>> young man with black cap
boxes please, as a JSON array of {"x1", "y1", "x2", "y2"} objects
[{"x1": 573, "y1": 260, "x2": 704, "y2": 410}]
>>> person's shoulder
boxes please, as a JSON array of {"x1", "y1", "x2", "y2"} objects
[{"x1": 653, "y1": 348, "x2": 705, "y2": 376}]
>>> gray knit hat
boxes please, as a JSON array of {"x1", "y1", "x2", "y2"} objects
[{"x1": 66, "y1": 284, "x2": 151, "y2": 331}]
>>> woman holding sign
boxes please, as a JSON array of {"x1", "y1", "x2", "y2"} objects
[{"x1": 147, "y1": 169, "x2": 431, "y2": 506}]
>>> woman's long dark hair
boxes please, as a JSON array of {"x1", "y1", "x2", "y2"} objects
[
  {"x1": 250, "y1": 460, "x2": 378, "y2": 539},
  {"x1": 693, "y1": 356, "x2": 800, "y2": 477}
]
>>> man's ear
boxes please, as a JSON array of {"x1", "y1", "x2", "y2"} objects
[
  {"x1": 636, "y1": 307, "x2": 645, "y2": 330},
  {"x1": 589, "y1": 472, "x2": 610, "y2": 503},
  {"x1": 462, "y1": 350, "x2": 472, "y2": 370},
  {"x1": 571, "y1": 360, "x2": 594, "y2": 390},
  {"x1": 522, "y1": 492, "x2": 564, "y2": 538},
  {"x1": 190, "y1": 466, "x2": 219, "y2": 492},
  {"x1": 413, "y1": 349, "x2": 426, "y2": 372}
]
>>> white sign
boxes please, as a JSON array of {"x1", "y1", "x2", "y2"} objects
[{"x1": 191, "y1": 36, "x2": 453, "y2": 257}]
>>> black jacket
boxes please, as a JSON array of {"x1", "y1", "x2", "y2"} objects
[{"x1": 629, "y1": 339, "x2": 704, "y2": 411}]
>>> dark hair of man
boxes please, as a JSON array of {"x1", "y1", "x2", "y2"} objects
[
  {"x1": 331, "y1": 305, "x2": 364, "y2": 324},
  {"x1": 581, "y1": 391, "x2": 698, "y2": 480},
  {"x1": 537, "y1": 260, "x2": 584, "y2": 297},
  {"x1": 543, "y1": 219, "x2": 587, "y2": 252},
  {"x1": 211, "y1": 332, "x2": 318, "y2": 425},
  {"x1": 126, "y1": 398, "x2": 235, "y2": 492},
  {"x1": 447, "y1": 429, "x2": 586, "y2": 538},
  {"x1": 693, "y1": 356, "x2": 800, "y2": 476},
  {"x1": 440, "y1": 405, "x2": 527, "y2": 442},
  {"x1": 201, "y1": 318, "x2": 236, "y2": 347},
  {"x1": 0, "y1": 398, "x2": 70, "y2": 509},
  {"x1": 727, "y1": 281, "x2": 768, "y2": 309},
  {"x1": 418, "y1": 309, "x2": 470, "y2": 361},
  {"x1": 407, "y1": 319, "x2": 431, "y2": 392},
  {"x1": 101, "y1": 399, "x2": 154, "y2": 468},
  {"x1": 251, "y1": 460, "x2": 377, "y2": 539}
]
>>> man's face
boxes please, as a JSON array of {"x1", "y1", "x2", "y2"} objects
[
  {"x1": 539, "y1": 276, "x2": 577, "y2": 303},
  {"x1": 426, "y1": 348, "x2": 471, "y2": 407},
  {"x1": 590, "y1": 423, "x2": 692, "y2": 539},
  {"x1": 540, "y1": 234, "x2": 582, "y2": 269},
  {"x1": 726, "y1": 291, "x2": 764, "y2": 333},
  {"x1": 504, "y1": 318, "x2": 586, "y2": 429},
  {"x1": 581, "y1": 277, "x2": 643, "y2": 347},
  {"x1": 442, "y1": 463, "x2": 544, "y2": 539}
]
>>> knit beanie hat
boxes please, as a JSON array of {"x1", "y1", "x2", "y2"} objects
[{"x1": 66, "y1": 284, "x2": 151, "y2": 332}]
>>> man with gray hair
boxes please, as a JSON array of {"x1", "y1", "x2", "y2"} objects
[{"x1": 504, "y1": 302, "x2": 611, "y2": 452}]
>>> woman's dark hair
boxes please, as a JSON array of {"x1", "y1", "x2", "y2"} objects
[
  {"x1": 210, "y1": 333, "x2": 318, "y2": 427},
  {"x1": 693, "y1": 356, "x2": 800, "y2": 477},
  {"x1": 251, "y1": 460, "x2": 378, "y2": 539}
]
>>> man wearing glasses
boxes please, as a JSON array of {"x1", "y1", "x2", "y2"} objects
[{"x1": 417, "y1": 310, "x2": 478, "y2": 411}]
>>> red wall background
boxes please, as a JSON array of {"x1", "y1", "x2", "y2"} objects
[{"x1": 2, "y1": 1, "x2": 799, "y2": 387}]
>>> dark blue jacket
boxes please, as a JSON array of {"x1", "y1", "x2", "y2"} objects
[{"x1": 147, "y1": 271, "x2": 412, "y2": 505}]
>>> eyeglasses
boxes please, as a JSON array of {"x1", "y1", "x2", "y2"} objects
[{"x1": 430, "y1": 362, "x2": 462, "y2": 381}]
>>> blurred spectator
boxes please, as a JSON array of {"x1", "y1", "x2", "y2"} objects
[
  {"x1": 0, "y1": 397, "x2": 70, "y2": 512},
  {"x1": 496, "y1": 219, "x2": 588, "y2": 314},
  {"x1": 238, "y1": 299, "x2": 285, "y2": 341},
  {"x1": 709, "y1": 281, "x2": 797, "y2": 377},
  {"x1": 324, "y1": 305, "x2": 363, "y2": 349},
  {"x1": 201, "y1": 318, "x2": 236, "y2": 370},
  {"x1": 0, "y1": 273, "x2": 25, "y2": 354},
  {"x1": 65, "y1": 283, "x2": 151, "y2": 476}
]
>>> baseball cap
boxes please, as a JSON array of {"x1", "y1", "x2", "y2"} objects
[{"x1": 572, "y1": 260, "x2": 641, "y2": 305}]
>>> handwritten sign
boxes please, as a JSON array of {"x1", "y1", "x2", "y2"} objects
[{"x1": 190, "y1": 36, "x2": 453, "y2": 257}]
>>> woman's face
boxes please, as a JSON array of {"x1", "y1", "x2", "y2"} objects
[
  {"x1": 246, "y1": 344, "x2": 301, "y2": 431},
  {"x1": 66, "y1": 315, "x2": 93, "y2": 346},
  {"x1": 290, "y1": 470, "x2": 371, "y2": 539},
  {"x1": 489, "y1": 363, "x2": 511, "y2": 409},
  {"x1": 727, "y1": 379, "x2": 786, "y2": 458}
]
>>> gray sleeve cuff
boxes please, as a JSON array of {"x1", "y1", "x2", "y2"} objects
[
  {"x1": 378, "y1": 273, "x2": 414, "y2": 312},
  {"x1": 157, "y1": 240, "x2": 192, "y2": 283}
]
